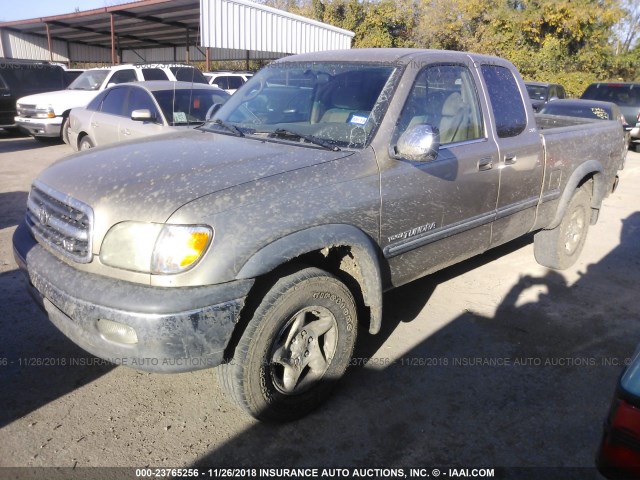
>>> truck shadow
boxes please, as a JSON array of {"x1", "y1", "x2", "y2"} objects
[
  {"x1": 0, "y1": 192, "x2": 28, "y2": 229},
  {"x1": 189, "y1": 212, "x2": 640, "y2": 476},
  {"x1": 0, "y1": 267, "x2": 115, "y2": 428}
]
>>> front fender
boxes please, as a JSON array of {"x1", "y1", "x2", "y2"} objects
[{"x1": 236, "y1": 224, "x2": 385, "y2": 335}]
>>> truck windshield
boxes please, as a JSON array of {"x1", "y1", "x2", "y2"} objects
[
  {"x1": 204, "y1": 62, "x2": 397, "y2": 149},
  {"x1": 68, "y1": 70, "x2": 110, "y2": 91}
]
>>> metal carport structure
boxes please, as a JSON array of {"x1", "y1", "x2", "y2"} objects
[{"x1": 0, "y1": 0, "x2": 353, "y2": 66}]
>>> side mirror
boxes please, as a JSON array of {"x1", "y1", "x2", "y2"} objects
[
  {"x1": 131, "y1": 109, "x2": 155, "y2": 122},
  {"x1": 395, "y1": 124, "x2": 440, "y2": 162}
]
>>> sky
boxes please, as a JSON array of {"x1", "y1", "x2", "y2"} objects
[{"x1": 0, "y1": 0, "x2": 131, "y2": 22}]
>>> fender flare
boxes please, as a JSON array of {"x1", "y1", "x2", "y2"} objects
[
  {"x1": 547, "y1": 160, "x2": 605, "y2": 230},
  {"x1": 236, "y1": 224, "x2": 385, "y2": 335}
]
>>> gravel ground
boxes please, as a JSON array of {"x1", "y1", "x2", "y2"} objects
[{"x1": 1, "y1": 130, "x2": 639, "y2": 480}]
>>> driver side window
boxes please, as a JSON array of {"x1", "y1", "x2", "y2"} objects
[{"x1": 396, "y1": 65, "x2": 484, "y2": 145}]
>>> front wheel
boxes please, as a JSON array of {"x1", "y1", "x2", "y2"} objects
[
  {"x1": 534, "y1": 186, "x2": 591, "y2": 270},
  {"x1": 218, "y1": 267, "x2": 357, "y2": 422},
  {"x1": 78, "y1": 136, "x2": 94, "y2": 151}
]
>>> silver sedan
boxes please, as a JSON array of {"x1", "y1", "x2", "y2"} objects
[{"x1": 67, "y1": 81, "x2": 230, "y2": 151}]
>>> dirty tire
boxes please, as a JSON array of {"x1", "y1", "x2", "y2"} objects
[
  {"x1": 218, "y1": 267, "x2": 357, "y2": 422},
  {"x1": 534, "y1": 186, "x2": 591, "y2": 270},
  {"x1": 79, "y1": 136, "x2": 94, "y2": 151}
]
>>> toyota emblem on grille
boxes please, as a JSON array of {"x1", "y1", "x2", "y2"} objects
[{"x1": 37, "y1": 204, "x2": 50, "y2": 226}]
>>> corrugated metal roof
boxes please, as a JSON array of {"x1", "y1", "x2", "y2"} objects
[
  {"x1": 0, "y1": 0, "x2": 201, "y2": 51},
  {"x1": 0, "y1": 0, "x2": 353, "y2": 63}
]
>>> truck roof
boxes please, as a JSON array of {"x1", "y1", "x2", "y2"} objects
[{"x1": 273, "y1": 48, "x2": 506, "y2": 66}]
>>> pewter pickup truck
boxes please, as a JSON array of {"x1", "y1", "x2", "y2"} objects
[{"x1": 13, "y1": 49, "x2": 625, "y2": 421}]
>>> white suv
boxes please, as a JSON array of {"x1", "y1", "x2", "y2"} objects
[
  {"x1": 15, "y1": 63, "x2": 208, "y2": 141},
  {"x1": 204, "y1": 72, "x2": 253, "y2": 94}
]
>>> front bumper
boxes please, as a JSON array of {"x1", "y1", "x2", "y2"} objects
[
  {"x1": 13, "y1": 222, "x2": 253, "y2": 373},
  {"x1": 67, "y1": 129, "x2": 80, "y2": 151},
  {"x1": 14, "y1": 116, "x2": 62, "y2": 137}
]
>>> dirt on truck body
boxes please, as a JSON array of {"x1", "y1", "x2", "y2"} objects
[{"x1": 13, "y1": 48, "x2": 625, "y2": 421}]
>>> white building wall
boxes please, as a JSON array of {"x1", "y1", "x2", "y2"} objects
[
  {"x1": 1, "y1": 29, "x2": 112, "y2": 64},
  {"x1": 0, "y1": 29, "x2": 69, "y2": 62},
  {"x1": 200, "y1": 0, "x2": 353, "y2": 55}
]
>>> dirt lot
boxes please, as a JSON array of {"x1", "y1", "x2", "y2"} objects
[{"x1": 1, "y1": 130, "x2": 639, "y2": 479}]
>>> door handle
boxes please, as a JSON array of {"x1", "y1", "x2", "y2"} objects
[
  {"x1": 121, "y1": 128, "x2": 130, "y2": 136},
  {"x1": 504, "y1": 155, "x2": 517, "y2": 165},
  {"x1": 478, "y1": 157, "x2": 493, "y2": 171},
  {"x1": 91, "y1": 122, "x2": 98, "y2": 128}
]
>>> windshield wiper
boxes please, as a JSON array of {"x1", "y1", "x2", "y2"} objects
[
  {"x1": 212, "y1": 119, "x2": 245, "y2": 137},
  {"x1": 270, "y1": 128, "x2": 341, "y2": 151}
]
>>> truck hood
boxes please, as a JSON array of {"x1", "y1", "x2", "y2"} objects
[
  {"x1": 36, "y1": 129, "x2": 354, "y2": 239},
  {"x1": 18, "y1": 89, "x2": 98, "y2": 113}
]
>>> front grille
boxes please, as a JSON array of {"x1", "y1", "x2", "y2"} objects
[
  {"x1": 16, "y1": 104, "x2": 38, "y2": 117},
  {"x1": 26, "y1": 181, "x2": 93, "y2": 263}
]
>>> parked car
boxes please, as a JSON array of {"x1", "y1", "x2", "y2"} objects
[
  {"x1": 597, "y1": 347, "x2": 640, "y2": 479},
  {"x1": 67, "y1": 81, "x2": 230, "y2": 151},
  {"x1": 0, "y1": 59, "x2": 66, "y2": 131},
  {"x1": 539, "y1": 99, "x2": 631, "y2": 161},
  {"x1": 14, "y1": 63, "x2": 208, "y2": 142},
  {"x1": 525, "y1": 81, "x2": 567, "y2": 112},
  {"x1": 581, "y1": 82, "x2": 640, "y2": 149},
  {"x1": 14, "y1": 48, "x2": 624, "y2": 422},
  {"x1": 204, "y1": 71, "x2": 253, "y2": 94}
]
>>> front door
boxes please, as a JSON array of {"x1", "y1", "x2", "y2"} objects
[{"x1": 379, "y1": 62, "x2": 500, "y2": 287}]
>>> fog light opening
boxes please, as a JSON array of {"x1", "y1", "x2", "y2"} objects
[{"x1": 97, "y1": 319, "x2": 138, "y2": 345}]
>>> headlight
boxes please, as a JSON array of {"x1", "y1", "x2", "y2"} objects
[
  {"x1": 100, "y1": 222, "x2": 213, "y2": 274},
  {"x1": 35, "y1": 105, "x2": 56, "y2": 119},
  {"x1": 151, "y1": 225, "x2": 213, "y2": 274}
]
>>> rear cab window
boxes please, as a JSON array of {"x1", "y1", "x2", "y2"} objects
[
  {"x1": 582, "y1": 83, "x2": 640, "y2": 107},
  {"x1": 141, "y1": 68, "x2": 170, "y2": 81},
  {"x1": 481, "y1": 65, "x2": 528, "y2": 138},
  {"x1": 169, "y1": 67, "x2": 208, "y2": 84}
]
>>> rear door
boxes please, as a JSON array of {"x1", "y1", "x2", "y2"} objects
[
  {"x1": 90, "y1": 86, "x2": 128, "y2": 146},
  {"x1": 478, "y1": 64, "x2": 544, "y2": 247},
  {"x1": 379, "y1": 58, "x2": 501, "y2": 286}
]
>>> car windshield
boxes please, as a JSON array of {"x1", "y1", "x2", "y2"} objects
[
  {"x1": 68, "y1": 70, "x2": 110, "y2": 91},
  {"x1": 152, "y1": 88, "x2": 230, "y2": 126},
  {"x1": 541, "y1": 104, "x2": 612, "y2": 120},
  {"x1": 203, "y1": 62, "x2": 398, "y2": 149},
  {"x1": 526, "y1": 85, "x2": 549, "y2": 101}
]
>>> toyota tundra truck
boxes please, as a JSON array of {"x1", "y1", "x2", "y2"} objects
[{"x1": 13, "y1": 49, "x2": 625, "y2": 421}]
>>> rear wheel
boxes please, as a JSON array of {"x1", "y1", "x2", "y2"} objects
[
  {"x1": 534, "y1": 186, "x2": 591, "y2": 270},
  {"x1": 218, "y1": 267, "x2": 357, "y2": 422}
]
